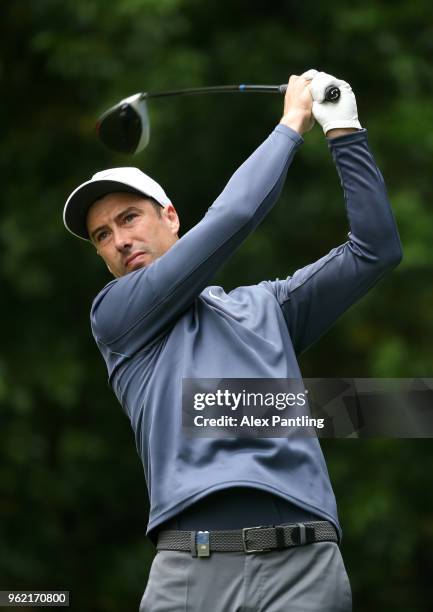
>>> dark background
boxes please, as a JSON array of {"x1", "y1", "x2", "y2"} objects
[{"x1": 1, "y1": 1, "x2": 432, "y2": 610}]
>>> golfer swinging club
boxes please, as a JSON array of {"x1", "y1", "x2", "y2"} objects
[{"x1": 64, "y1": 70, "x2": 402, "y2": 611}]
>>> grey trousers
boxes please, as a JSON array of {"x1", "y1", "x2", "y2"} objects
[{"x1": 139, "y1": 541, "x2": 352, "y2": 611}]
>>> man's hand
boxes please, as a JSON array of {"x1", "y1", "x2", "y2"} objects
[
  {"x1": 279, "y1": 73, "x2": 315, "y2": 136},
  {"x1": 310, "y1": 72, "x2": 362, "y2": 136}
]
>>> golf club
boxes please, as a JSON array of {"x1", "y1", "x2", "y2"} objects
[{"x1": 96, "y1": 83, "x2": 341, "y2": 155}]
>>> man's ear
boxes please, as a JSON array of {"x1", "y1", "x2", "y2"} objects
[{"x1": 164, "y1": 203, "x2": 180, "y2": 235}]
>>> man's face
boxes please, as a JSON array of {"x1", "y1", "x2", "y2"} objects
[{"x1": 86, "y1": 192, "x2": 180, "y2": 278}]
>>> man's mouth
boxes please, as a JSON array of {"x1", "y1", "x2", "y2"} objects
[{"x1": 125, "y1": 251, "x2": 146, "y2": 267}]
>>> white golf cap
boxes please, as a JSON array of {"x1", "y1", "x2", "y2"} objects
[{"x1": 63, "y1": 167, "x2": 171, "y2": 241}]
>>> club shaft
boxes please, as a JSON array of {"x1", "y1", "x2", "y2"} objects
[{"x1": 141, "y1": 85, "x2": 285, "y2": 100}]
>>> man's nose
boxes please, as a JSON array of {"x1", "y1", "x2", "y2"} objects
[{"x1": 113, "y1": 229, "x2": 132, "y2": 252}]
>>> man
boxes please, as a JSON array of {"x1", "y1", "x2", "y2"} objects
[{"x1": 63, "y1": 71, "x2": 402, "y2": 611}]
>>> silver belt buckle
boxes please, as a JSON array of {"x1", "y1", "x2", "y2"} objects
[{"x1": 242, "y1": 525, "x2": 271, "y2": 553}]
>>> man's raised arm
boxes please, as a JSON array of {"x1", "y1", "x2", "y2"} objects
[
  {"x1": 91, "y1": 76, "x2": 315, "y2": 352},
  {"x1": 265, "y1": 72, "x2": 402, "y2": 355}
]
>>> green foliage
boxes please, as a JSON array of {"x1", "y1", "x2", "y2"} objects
[{"x1": 1, "y1": 1, "x2": 432, "y2": 610}]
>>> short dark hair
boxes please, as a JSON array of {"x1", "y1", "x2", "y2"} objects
[{"x1": 146, "y1": 196, "x2": 163, "y2": 216}]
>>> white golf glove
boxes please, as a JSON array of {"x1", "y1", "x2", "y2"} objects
[
  {"x1": 309, "y1": 71, "x2": 362, "y2": 135},
  {"x1": 301, "y1": 68, "x2": 319, "y2": 81}
]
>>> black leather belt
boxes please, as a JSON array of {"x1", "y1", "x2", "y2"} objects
[{"x1": 156, "y1": 520, "x2": 338, "y2": 557}]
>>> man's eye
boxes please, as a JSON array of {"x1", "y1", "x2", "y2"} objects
[
  {"x1": 124, "y1": 213, "x2": 137, "y2": 223},
  {"x1": 96, "y1": 231, "x2": 109, "y2": 242}
]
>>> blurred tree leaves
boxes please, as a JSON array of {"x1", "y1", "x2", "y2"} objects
[{"x1": 1, "y1": 0, "x2": 432, "y2": 610}]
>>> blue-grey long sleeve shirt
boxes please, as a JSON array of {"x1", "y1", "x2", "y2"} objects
[{"x1": 90, "y1": 125, "x2": 402, "y2": 542}]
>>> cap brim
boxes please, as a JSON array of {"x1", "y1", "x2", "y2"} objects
[{"x1": 63, "y1": 180, "x2": 146, "y2": 241}]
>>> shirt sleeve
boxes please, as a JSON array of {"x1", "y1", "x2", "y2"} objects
[
  {"x1": 91, "y1": 125, "x2": 303, "y2": 355},
  {"x1": 262, "y1": 129, "x2": 403, "y2": 356}
]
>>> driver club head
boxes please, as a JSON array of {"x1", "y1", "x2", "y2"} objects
[{"x1": 96, "y1": 93, "x2": 150, "y2": 154}]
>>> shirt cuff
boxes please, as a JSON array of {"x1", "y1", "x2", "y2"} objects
[{"x1": 327, "y1": 128, "x2": 368, "y2": 148}]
